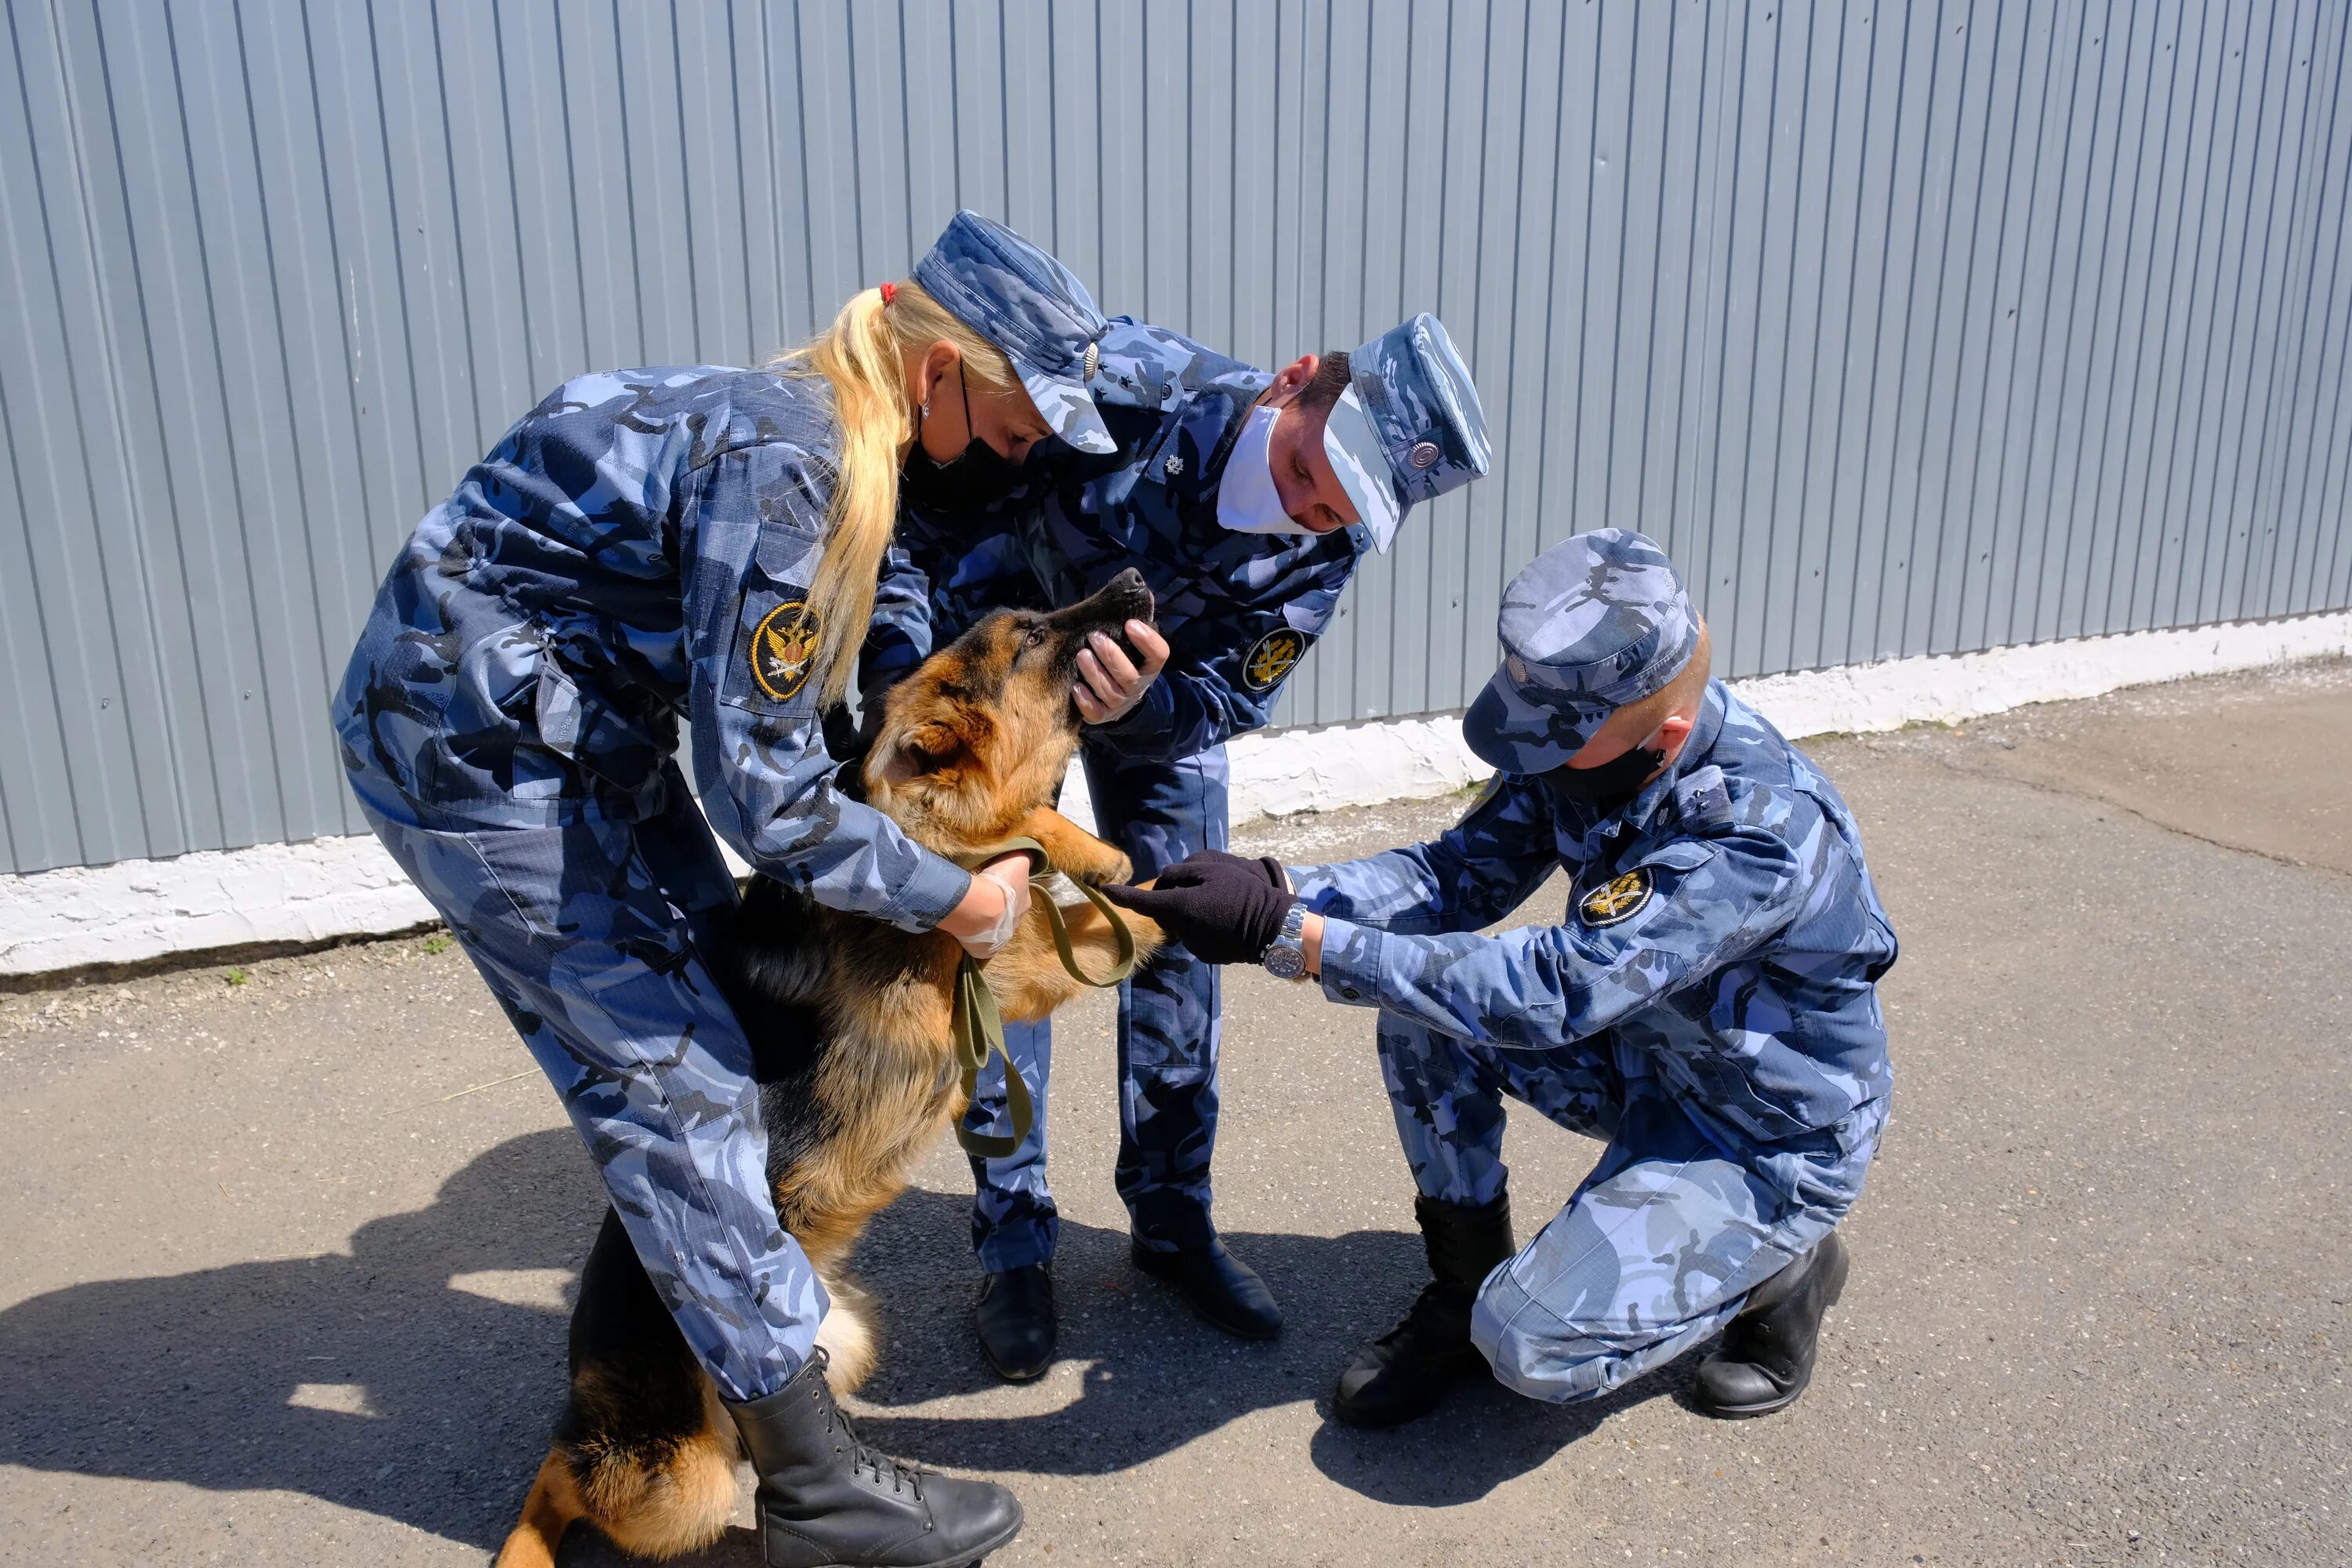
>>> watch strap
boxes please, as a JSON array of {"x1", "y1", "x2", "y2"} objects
[{"x1": 1263, "y1": 900, "x2": 1309, "y2": 978}]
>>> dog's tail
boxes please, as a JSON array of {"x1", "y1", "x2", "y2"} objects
[
  {"x1": 493, "y1": 1449, "x2": 583, "y2": 1568},
  {"x1": 495, "y1": 1406, "x2": 741, "y2": 1566}
]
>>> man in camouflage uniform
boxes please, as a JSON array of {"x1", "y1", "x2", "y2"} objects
[
  {"x1": 1109, "y1": 530, "x2": 1897, "y2": 1424},
  {"x1": 865, "y1": 247, "x2": 1492, "y2": 1377}
]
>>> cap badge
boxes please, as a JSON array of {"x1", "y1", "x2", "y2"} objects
[
  {"x1": 750, "y1": 600, "x2": 823, "y2": 702},
  {"x1": 1243, "y1": 627, "x2": 1311, "y2": 692},
  {"x1": 1408, "y1": 439, "x2": 1442, "y2": 469},
  {"x1": 1163, "y1": 454, "x2": 1183, "y2": 477},
  {"x1": 1081, "y1": 339, "x2": 1102, "y2": 379},
  {"x1": 1578, "y1": 866, "x2": 1653, "y2": 927}
]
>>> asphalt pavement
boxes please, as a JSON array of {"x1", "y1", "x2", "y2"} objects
[{"x1": 2, "y1": 661, "x2": 2347, "y2": 1567}]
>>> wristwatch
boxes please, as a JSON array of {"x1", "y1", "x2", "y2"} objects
[{"x1": 1262, "y1": 902, "x2": 1309, "y2": 981}]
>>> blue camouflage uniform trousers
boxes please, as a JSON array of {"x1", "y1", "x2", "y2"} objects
[
  {"x1": 962, "y1": 743, "x2": 1229, "y2": 1268},
  {"x1": 352, "y1": 763, "x2": 824, "y2": 1406},
  {"x1": 1375, "y1": 1012, "x2": 1884, "y2": 1403}
]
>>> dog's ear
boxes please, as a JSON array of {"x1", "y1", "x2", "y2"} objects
[{"x1": 878, "y1": 720, "x2": 969, "y2": 786}]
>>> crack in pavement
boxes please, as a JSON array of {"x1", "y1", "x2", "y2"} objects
[{"x1": 1884, "y1": 742, "x2": 2352, "y2": 884}]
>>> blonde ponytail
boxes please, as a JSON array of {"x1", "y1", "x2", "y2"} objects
[{"x1": 777, "y1": 281, "x2": 1024, "y2": 707}]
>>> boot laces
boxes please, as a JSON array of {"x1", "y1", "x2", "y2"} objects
[
  {"x1": 804, "y1": 1354, "x2": 922, "y2": 1504},
  {"x1": 808, "y1": 1349, "x2": 925, "y2": 1499},
  {"x1": 1378, "y1": 1279, "x2": 1470, "y2": 1352},
  {"x1": 832, "y1": 1403, "x2": 925, "y2": 1497}
]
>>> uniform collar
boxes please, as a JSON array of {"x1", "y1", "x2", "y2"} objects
[
  {"x1": 1548, "y1": 681, "x2": 1727, "y2": 841},
  {"x1": 1624, "y1": 681, "x2": 1726, "y2": 828},
  {"x1": 1142, "y1": 379, "x2": 1266, "y2": 508}
]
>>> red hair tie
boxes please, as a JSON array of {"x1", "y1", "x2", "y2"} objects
[{"x1": 879, "y1": 281, "x2": 896, "y2": 305}]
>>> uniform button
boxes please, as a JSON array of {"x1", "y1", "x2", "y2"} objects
[
  {"x1": 1409, "y1": 438, "x2": 1443, "y2": 468},
  {"x1": 1341, "y1": 985, "x2": 1361, "y2": 1000}
]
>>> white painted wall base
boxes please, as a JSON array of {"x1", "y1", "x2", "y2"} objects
[
  {"x1": 1, "y1": 833, "x2": 438, "y2": 978},
  {"x1": 1724, "y1": 608, "x2": 2352, "y2": 741},
  {"x1": 7, "y1": 609, "x2": 2347, "y2": 978}
]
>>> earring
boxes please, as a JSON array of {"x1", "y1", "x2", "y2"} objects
[{"x1": 920, "y1": 401, "x2": 931, "y2": 418}]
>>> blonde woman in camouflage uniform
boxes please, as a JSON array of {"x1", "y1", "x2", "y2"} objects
[{"x1": 332, "y1": 222, "x2": 1152, "y2": 1566}]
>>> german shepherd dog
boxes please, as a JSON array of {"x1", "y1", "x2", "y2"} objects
[{"x1": 496, "y1": 571, "x2": 1164, "y2": 1566}]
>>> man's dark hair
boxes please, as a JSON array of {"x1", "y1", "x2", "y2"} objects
[{"x1": 1294, "y1": 350, "x2": 1352, "y2": 412}]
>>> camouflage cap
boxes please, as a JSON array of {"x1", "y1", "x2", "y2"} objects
[
  {"x1": 1321, "y1": 313, "x2": 1492, "y2": 552},
  {"x1": 1461, "y1": 528, "x2": 1700, "y2": 774},
  {"x1": 913, "y1": 210, "x2": 1116, "y2": 456}
]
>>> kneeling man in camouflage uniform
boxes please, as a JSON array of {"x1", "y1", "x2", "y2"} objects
[{"x1": 1106, "y1": 529, "x2": 1897, "y2": 1424}]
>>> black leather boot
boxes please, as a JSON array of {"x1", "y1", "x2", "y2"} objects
[
  {"x1": 726, "y1": 1352, "x2": 1022, "y2": 1567},
  {"x1": 1333, "y1": 1192, "x2": 1515, "y2": 1428},
  {"x1": 1693, "y1": 1231, "x2": 1850, "y2": 1418},
  {"x1": 974, "y1": 1264, "x2": 1056, "y2": 1383},
  {"x1": 1130, "y1": 1236, "x2": 1283, "y2": 1339}
]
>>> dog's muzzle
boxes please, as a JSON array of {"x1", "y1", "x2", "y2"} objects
[{"x1": 1054, "y1": 567, "x2": 1155, "y2": 635}]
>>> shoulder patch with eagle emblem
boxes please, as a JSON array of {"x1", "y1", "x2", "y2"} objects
[
  {"x1": 1243, "y1": 627, "x2": 1311, "y2": 692},
  {"x1": 1577, "y1": 866, "x2": 1654, "y2": 927},
  {"x1": 750, "y1": 600, "x2": 822, "y2": 702}
]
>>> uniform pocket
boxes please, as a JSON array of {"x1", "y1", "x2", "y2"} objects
[
  {"x1": 1640, "y1": 841, "x2": 1715, "y2": 873},
  {"x1": 459, "y1": 818, "x2": 636, "y2": 946},
  {"x1": 754, "y1": 518, "x2": 822, "y2": 581},
  {"x1": 1674, "y1": 1048, "x2": 1815, "y2": 1145},
  {"x1": 363, "y1": 818, "x2": 575, "y2": 982}
]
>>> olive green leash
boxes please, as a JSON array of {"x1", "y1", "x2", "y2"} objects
[{"x1": 948, "y1": 836, "x2": 1138, "y2": 1158}]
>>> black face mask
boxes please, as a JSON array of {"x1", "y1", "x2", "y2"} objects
[
  {"x1": 901, "y1": 364, "x2": 1028, "y2": 510},
  {"x1": 1541, "y1": 742, "x2": 1666, "y2": 811}
]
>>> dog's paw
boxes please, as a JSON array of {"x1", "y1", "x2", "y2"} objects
[
  {"x1": 1019, "y1": 809, "x2": 1134, "y2": 887},
  {"x1": 1059, "y1": 848, "x2": 1133, "y2": 887}
]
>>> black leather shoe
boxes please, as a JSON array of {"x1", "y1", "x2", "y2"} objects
[
  {"x1": 727, "y1": 1351, "x2": 1022, "y2": 1567},
  {"x1": 1693, "y1": 1231, "x2": 1850, "y2": 1418},
  {"x1": 1333, "y1": 1192, "x2": 1514, "y2": 1428},
  {"x1": 975, "y1": 1264, "x2": 1056, "y2": 1383},
  {"x1": 1130, "y1": 1236, "x2": 1282, "y2": 1340}
]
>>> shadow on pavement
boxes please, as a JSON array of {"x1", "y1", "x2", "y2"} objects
[
  {"x1": 0, "y1": 1133, "x2": 1658, "y2": 1558},
  {"x1": 0, "y1": 1127, "x2": 595, "y2": 1548},
  {"x1": 837, "y1": 1186, "x2": 1680, "y2": 1508}
]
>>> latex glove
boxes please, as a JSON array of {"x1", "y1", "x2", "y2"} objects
[
  {"x1": 1098, "y1": 851, "x2": 1295, "y2": 965},
  {"x1": 1073, "y1": 620, "x2": 1171, "y2": 724},
  {"x1": 938, "y1": 853, "x2": 1036, "y2": 963}
]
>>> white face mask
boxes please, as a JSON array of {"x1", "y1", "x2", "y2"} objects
[{"x1": 1215, "y1": 405, "x2": 1316, "y2": 537}]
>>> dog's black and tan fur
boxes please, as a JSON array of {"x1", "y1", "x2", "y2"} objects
[{"x1": 495, "y1": 572, "x2": 1164, "y2": 1566}]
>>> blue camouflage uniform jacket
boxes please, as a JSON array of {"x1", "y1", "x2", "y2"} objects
[
  {"x1": 332, "y1": 365, "x2": 971, "y2": 932},
  {"x1": 1293, "y1": 683, "x2": 1898, "y2": 1148},
  {"x1": 864, "y1": 320, "x2": 1365, "y2": 760}
]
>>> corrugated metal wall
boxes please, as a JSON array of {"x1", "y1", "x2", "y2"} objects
[{"x1": 5, "y1": 0, "x2": 2351, "y2": 877}]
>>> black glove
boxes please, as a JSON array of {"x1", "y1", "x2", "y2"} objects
[
  {"x1": 822, "y1": 704, "x2": 879, "y2": 801},
  {"x1": 822, "y1": 702, "x2": 878, "y2": 769},
  {"x1": 1099, "y1": 851, "x2": 1295, "y2": 965}
]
